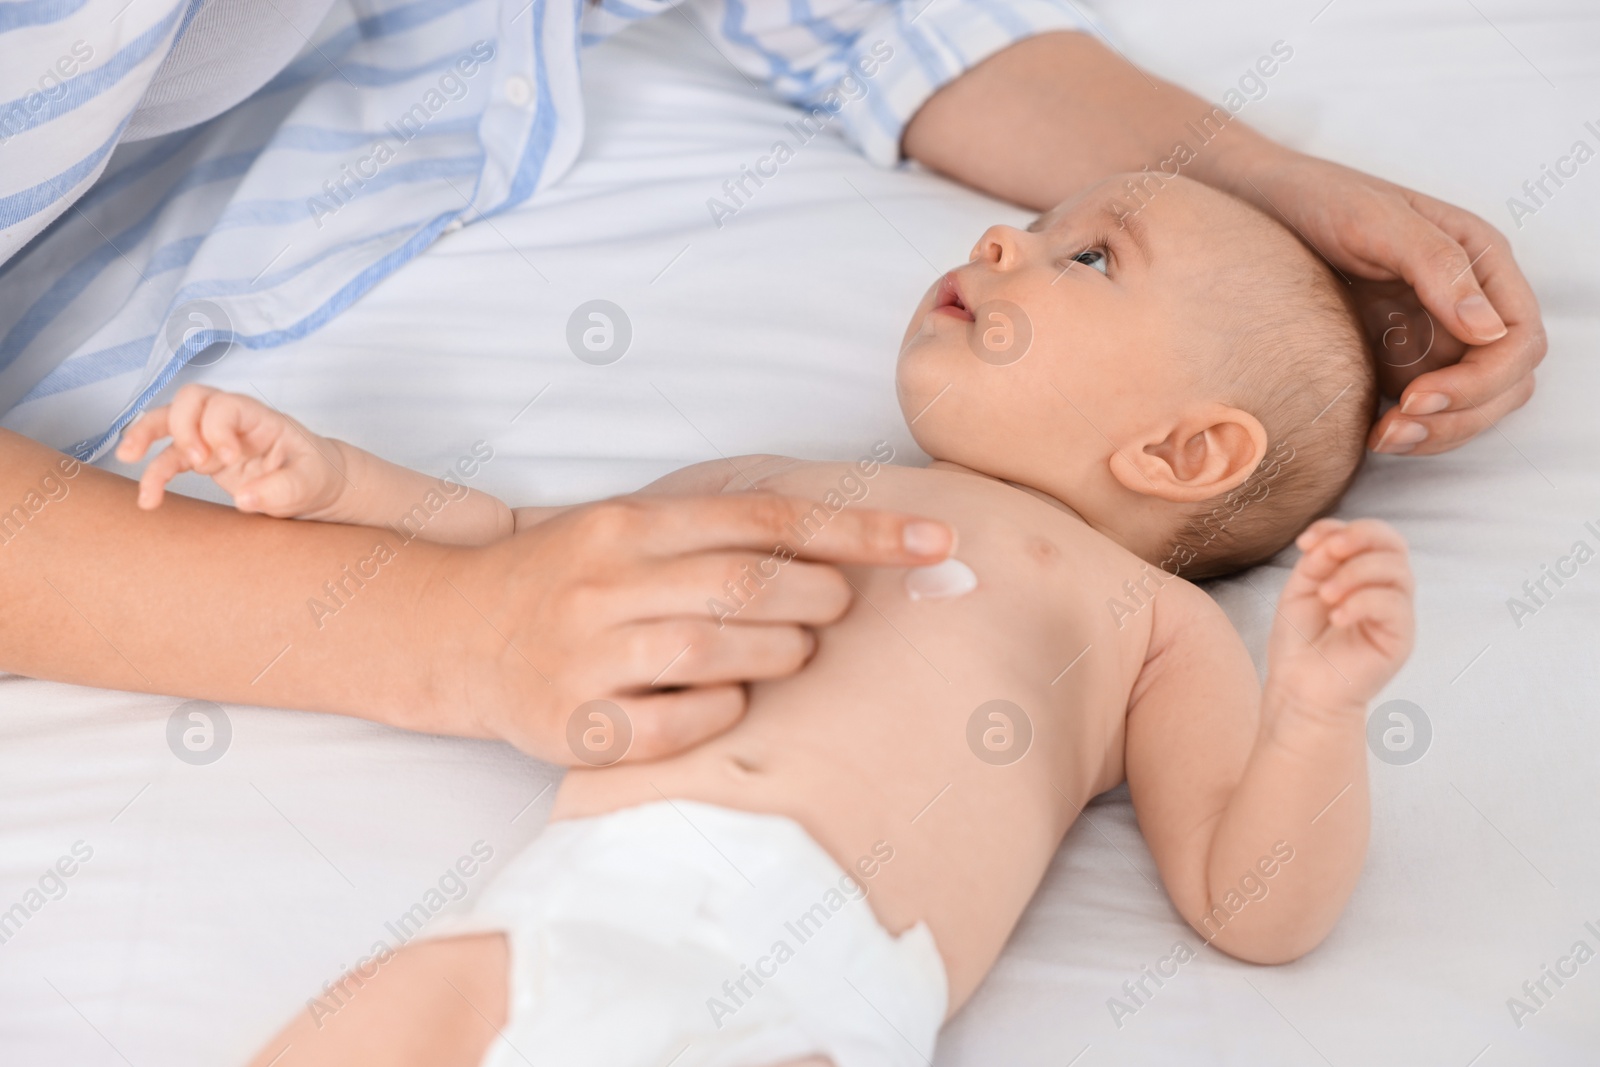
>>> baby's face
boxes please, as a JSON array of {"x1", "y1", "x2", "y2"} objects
[{"x1": 897, "y1": 174, "x2": 1260, "y2": 496}]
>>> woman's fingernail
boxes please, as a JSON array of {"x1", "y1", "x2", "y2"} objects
[
  {"x1": 906, "y1": 558, "x2": 977, "y2": 600},
  {"x1": 1401, "y1": 392, "x2": 1450, "y2": 416},
  {"x1": 1456, "y1": 294, "x2": 1507, "y2": 342},
  {"x1": 1373, "y1": 420, "x2": 1428, "y2": 453},
  {"x1": 187, "y1": 447, "x2": 205, "y2": 464},
  {"x1": 903, "y1": 521, "x2": 953, "y2": 557}
]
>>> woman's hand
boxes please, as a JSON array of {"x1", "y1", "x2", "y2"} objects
[
  {"x1": 420, "y1": 493, "x2": 954, "y2": 764},
  {"x1": 1222, "y1": 148, "x2": 1544, "y2": 455}
]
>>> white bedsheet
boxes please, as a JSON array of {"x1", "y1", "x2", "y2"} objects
[{"x1": 3, "y1": 2, "x2": 1598, "y2": 1064}]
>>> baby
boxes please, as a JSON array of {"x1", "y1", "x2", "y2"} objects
[{"x1": 120, "y1": 174, "x2": 1413, "y2": 1067}]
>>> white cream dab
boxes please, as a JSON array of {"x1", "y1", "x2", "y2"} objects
[{"x1": 905, "y1": 558, "x2": 978, "y2": 601}]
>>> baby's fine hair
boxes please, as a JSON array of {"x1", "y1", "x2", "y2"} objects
[{"x1": 1160, "y1": 206, "x2": 1378, "y2": 580}]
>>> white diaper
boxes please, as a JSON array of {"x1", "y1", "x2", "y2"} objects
[{"x1": 464, "y1": 800, "x2": 947, "y2": 1067}]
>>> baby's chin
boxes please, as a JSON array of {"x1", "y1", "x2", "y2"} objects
[
  {"x1": 896, "y1": 295, "x2": 940, "y2": 354},
  {"x1": 892, "y1": 369, "x2": 924, "y2": 437},
  {"x1": 893, "y1": 337, "x2": 946, "y2": 418}
]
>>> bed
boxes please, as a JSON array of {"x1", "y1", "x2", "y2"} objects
[{"x1": 3, "y1": 0, "x2": 1597, "y2": 1063}]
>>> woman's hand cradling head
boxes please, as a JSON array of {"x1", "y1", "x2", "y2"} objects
[{"x1": 1222, "y1": 148, "x2": 1544, "y2": 456}]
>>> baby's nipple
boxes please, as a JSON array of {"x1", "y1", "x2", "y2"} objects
[{"x1": 905, "y1": 558, "x2": 977, "y2": 601}]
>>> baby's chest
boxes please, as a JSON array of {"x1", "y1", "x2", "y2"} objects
[
  {"x1": 747, "y1": 460, "x2": 1157, "y2": 692},
  {"x1": 839, "y1": 526, "x2": 1148, "y2": 702},
  {"x1": 748, "y1": 542, "x2": 1136, "y2": 813}
]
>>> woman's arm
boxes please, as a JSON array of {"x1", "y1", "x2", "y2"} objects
[
  {"x1": 0, "y1": 428, "x2": 957, "y2": 762},
  {"x1": 0, "y1": 426, "x2": 456, "y2": 729},
  {"x1": 904, "y1": 31, "x2": 1545, "y2": 456}
]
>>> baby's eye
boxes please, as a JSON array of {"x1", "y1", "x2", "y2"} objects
[{"x1": 1071, "y1": 248, "x2": 1109, "y2": 274}]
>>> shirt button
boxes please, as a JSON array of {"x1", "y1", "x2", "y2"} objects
[
  {"x1": 504, "y1": 76, "x2": 533, "y2": 107},
  {"x1": 442, "y1": 217, "x2": 465, "y2": 235}
]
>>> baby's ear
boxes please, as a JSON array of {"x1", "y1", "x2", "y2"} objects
[{"x1": 1108, "y1": 405, "x2": 1267, "y2": 504}]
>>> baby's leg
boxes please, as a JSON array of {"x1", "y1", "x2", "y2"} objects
[
  {"x1": 248, "y1": 935, "x2": 508, "y2": 1067},
  {"x1": 249, "y1": 935, "x2": 838, "y2": 1067}
]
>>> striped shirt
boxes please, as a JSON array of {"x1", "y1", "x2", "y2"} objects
[{"x1": 0, "y1": 0, "x2": 1094, "y2": 459}]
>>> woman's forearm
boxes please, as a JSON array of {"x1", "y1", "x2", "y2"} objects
[
  {"x1": 0, "y1": 429, "x2": 460, "y2": 730},
  {"x1": 902, "y1": 30, "x2": 1282, "y2": 212}
]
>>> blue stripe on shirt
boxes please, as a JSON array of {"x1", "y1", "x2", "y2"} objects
[
  {"x1": 971, "y1": 0, "x2": 1027, "y2": 39},
  {"x1": 890, "y1": 0, "x2": 949, "y2": 84},
  {"x1": 0, "y1": 115, "x2": 127, "y2": 227},
  {"x1": 258, "y1": 0, "x2": 483, "y2": 101},
  {"x1": 25, "y1": 212, "x2": 436, "y2": 408},
  {"x1": 0, "y1": 124, "x2": 215, "y2": 288},
  {"x1": 719, "y1": 0, "x2": 796, "y2": 80},
  {"x1": 789, "y1": 0, "x2": 850, "y2": 46},
  {"x1": 0, "y1": 0, "x2": 197, "y2": 139},
  {"x1": 355, "y1": 0, "x2": 481, "y2": 38},
  {"x1": 271, "y1": 116, "x2": 481, "y2": 152},
  {"x1": 596, "y1": 0, "x2": 657, "y2": 21},
  {"x1": 499, "y1": 0, "x2": 564, "y2": 209},
  {"x1": 327, "y1": 54, "x2": 490, "y2": 87},
  {"x1": 67, "y1": 212, "x2": 461, "y2": 459},
  {"x1": 23, "y1": 336, "x2": 155, "y2": 404},
  {"x1": 0, "y1": 152, "x2": 258, "y2": 371},
  {"x1": 215, "y1": 155, "x2": 482, "y2": 230},
  {"x1": 0, "y1": 0, "x2": 90, "y2": 33}
]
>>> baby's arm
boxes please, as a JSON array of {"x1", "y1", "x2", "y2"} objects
[
  {"x1": 1124, "y1": 519, "x2": 1414, "y2": 963},
  {"x1": 507, "y1": 456, "x2": 790, "y2": 528},
  {"x1": 117, "y1": 385, "x2": 514, "y2": 546}
]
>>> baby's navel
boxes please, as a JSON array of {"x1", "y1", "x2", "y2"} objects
[
  {"x1": 724, "y1": 753, "x2": 762, "y2": 778},
  {"x1": 905, "y1": 558, "x2": 978, "y2": 600}
]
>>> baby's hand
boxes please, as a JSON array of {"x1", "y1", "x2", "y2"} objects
[
  {"x1": 1266, "y1": 518, "x2": 1415, "y2": 713},
  {"x1": 115, "y1": 385, "x2": 347, "y2": 517}
]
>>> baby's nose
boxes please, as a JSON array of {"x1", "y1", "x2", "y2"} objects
[{"x1": 971, "y1": 225, "x2": 1024, "y2": 269}]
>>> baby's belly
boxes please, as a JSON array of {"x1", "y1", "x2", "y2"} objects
[{"x1": 555, "y1": 568, "x2": 1128, "y2": 1010}]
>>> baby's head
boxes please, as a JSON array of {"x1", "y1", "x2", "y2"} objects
[{"x1": 897, "y1": 174, "x2": 1376, "y2": 580}]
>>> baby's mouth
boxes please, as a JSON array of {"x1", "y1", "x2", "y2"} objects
[{"x1": 932, "y1": 272, "x2": 975, "y2": 322}]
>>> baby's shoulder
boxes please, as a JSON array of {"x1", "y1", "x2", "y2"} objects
[{"x1": 1131, "y1": 571, "x2": 1251, "y2": 703}]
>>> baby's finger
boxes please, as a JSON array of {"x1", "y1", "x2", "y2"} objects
[
  {"x1": 1287, "y1": 520, "x2": 1405, "y2": 604},
  {"x1": 115, "y1": 407, "x2": 172, "y2": 463},
  {"x1": 165, "y1": 385, "x2": 220, "y2": 468},
  {"x1": 1318, "y1": 551, "x2": 1413, "y2": 605},
  {"x1": 1328, "y1": 585, "x2": 1413, "y2": 635},
  {"x1": 198, "y1": 392, "x2": 256, "y2": 467},
  {"x1": 231, "y1": 467, "x2": 315, "y2": 515},
  {"x1": 1286, "y1": 534, "x2": 1346, "y2": 592},
  {"x1": 1295, "y1": 517, "x2": 1347, "y2": 552},
  {"x1": 1317, "y1": 518, "x2": 1407, "y2": 563},
  {"x1": 135, "y1": 445, "x2": 194, "y2": 509}
]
